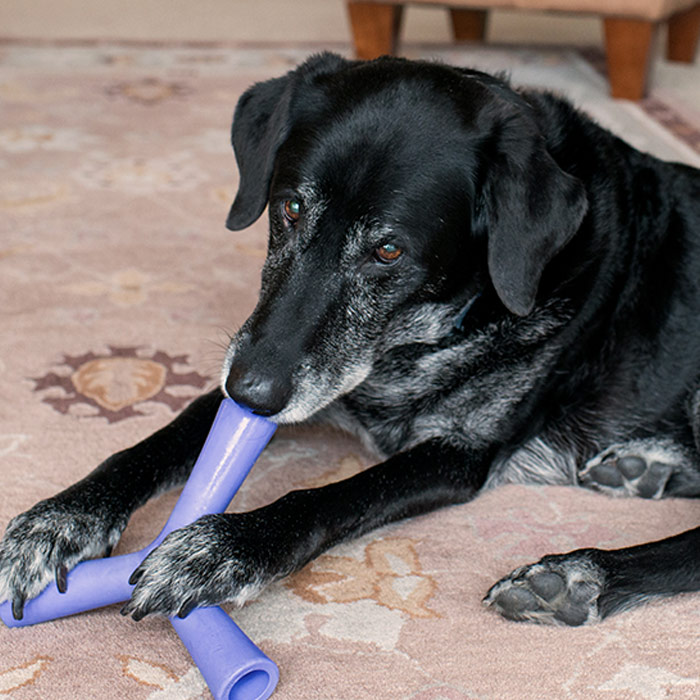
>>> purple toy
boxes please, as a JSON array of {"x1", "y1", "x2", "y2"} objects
[{"x1": 0, "y1": 398, "x2": 279, "y2": 700}]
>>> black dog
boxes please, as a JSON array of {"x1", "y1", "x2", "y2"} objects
[{"x1": 1, "y1": 53, "x2": 699, "y2": 628}]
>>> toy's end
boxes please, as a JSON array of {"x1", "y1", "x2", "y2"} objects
[
  {"x1": 227, "y1": 667, "x2": 277, "y2": 700},
  {"x1": 171, "y1": 606, "x2": 278, "y2": 700}
]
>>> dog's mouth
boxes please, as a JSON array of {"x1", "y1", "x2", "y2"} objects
[
  {"x1": 220, "y1": 325, "x2": 374, "y2": 423},
  {"x1": 222, "y1": 357, "x2": 372, "y2": 424},
  {"x1": 271, "y1": 361, "x2": 373, "y2": 424},
  {"x1": 220, "y1": 296, "x2": 470, "y2": 422}
]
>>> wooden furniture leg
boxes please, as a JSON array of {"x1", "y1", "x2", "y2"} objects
[
  {"x1": 667, "y1": 4, "x2": 700, "y2": 62},
  {"x1": 449, "y1": 8, "x2": 488, "y2": 41},
  {"x1": 347, "y1": 1, "x2": 404, "y2": 60},
  {"x1": 603, "y1": 18, "x2": 657, "y2": 99}
]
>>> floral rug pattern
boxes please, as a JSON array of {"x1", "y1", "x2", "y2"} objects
[{"x1": 0, "y1": 41, "x2": 699, "y2": 699}]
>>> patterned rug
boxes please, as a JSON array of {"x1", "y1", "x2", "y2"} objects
[{"x1": 0, "y1": 41, "x2": 699, "y2": 700}]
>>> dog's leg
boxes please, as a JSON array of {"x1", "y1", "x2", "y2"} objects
[
  {"x1": 120, "y1": 439, "x2": 488, "y2": 619},
  {"x1": 484, "y1": 526, "x2": 700, "y2": 625},
  {"x1": 0, "y1": 389, "x2": 223, "y2": 620},
  {"x1": 578, "y1": 437, "x2": 700, "y2": 498}
]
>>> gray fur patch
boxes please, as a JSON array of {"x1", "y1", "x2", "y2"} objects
[
  {"x1": 275, "y1": 360, "x2": 374, "y2": 425},
  {"x1": 485, "y1": 436, "x2": 579, "y2": 489},
  {"x1": 123, "y1": 514, "x2": 274, "y2": 619}
]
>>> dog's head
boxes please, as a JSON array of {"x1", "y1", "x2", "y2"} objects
[{"x1": 222, "y1": 53, "x2": 587, "y2": 422}]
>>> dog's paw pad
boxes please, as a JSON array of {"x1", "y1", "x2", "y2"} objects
[
  {"x1": 636, "y1": 462, "x2": 673, "y2": 498},
  {"x1": 581, "y1": 455, "x2": 671, "y2": 498},
  {"x1": 579, "y1": 440, "x2": 682, "y2": 499},
  {"x1": 484, "y1": 556, "x2": 603, "y2": 626},
  {"x1": 616, "y1": 456, "x2": 646, "y2": 479},
  {"x1": 494, "y1": 585, "x2": 539, "y2": 612},
  {"x1": 585, "y1": 462, "x2": 625, "y2": 487},
  {"x1": 528, "y1": 570, "x2": 565, "y2": 600}
]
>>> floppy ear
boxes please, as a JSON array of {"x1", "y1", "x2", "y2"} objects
[
  {"x1": 226, "y1": 74, "x2": 294, "y2": 231},
  {"x1": 478, "y1": 115, "x2": 588, "y2": 316},
  {"x1": 226, "y1": 52, "x2": 349, "y2": 231}
]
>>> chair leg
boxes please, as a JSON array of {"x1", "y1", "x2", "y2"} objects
[
  {"x1": 347, "y1": 2, "x2": 404, "y2": 60},
  {"x1": 449, "y1": 8, "x2": 488, "y2": 42},
  {"x1": 667, "y1": 4, "x2": 700, "y2": 62},
  {"x1": 603, "y1": 18, "x2": 657, "y2": 99}
]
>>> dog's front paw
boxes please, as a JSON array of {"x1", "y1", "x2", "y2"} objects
[
  {"x1": 121, "y1": 513, "x2": 272, "y2": 621},
  {"x1": 0, "y1": 497, "x2": 125, "y2": 620},
  {"x1": 483, "y1": 552, "x2": 604, "y2": 626}
]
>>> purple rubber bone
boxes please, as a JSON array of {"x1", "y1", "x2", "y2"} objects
[{"x1": 0, "y1": 398, "x2": 278, "y2": 700}]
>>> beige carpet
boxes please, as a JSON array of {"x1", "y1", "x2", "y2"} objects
[{"x1": 0, "y1": 41, "x2": 699, "y2": 699}]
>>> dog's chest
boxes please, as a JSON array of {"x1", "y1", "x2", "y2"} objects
[{"x1": 328, "y1": 340, "x2": 554, "y2": 458}]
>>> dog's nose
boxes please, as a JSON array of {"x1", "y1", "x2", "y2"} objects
[{"x1": 225, "y1": 366, "x2": 292, "y2": 418}]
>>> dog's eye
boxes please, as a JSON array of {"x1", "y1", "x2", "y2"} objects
[
  {"x1": 374, "y1": 243, "x2": 403, "y2": 264},
  {"x1": 283, "y1": 199, "x2": 301, "y2": 224}
]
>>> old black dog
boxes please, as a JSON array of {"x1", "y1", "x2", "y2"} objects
[{"x1": 2, "y1": 54, "x2": 699, "y2": 627}]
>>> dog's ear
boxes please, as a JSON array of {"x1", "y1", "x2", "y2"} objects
[
  {"x1": 226, "y1": 74, "x2": 293, "y2": 230},
  {"x1": 476, "y1": 105, "x2": 588, "y2": 316},
  {"x1": 226, "y1": 52, "x2": 349, "y2": 231}
]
